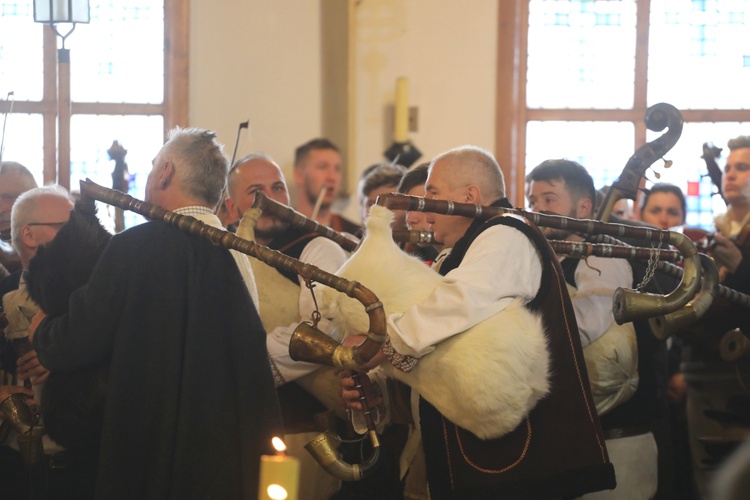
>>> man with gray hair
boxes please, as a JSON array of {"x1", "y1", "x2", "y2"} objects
[
  {"x1": 1, "y1": 185, "x2": 73, "y2": 499},
  {"x1": 5, "y1": 185, "x2": 73, "y2": 369},
  {"x1": 30, "y1": 128, "x2": 283, "y2": 499},
  {"x1": 342, "y1": 145, "x2": 615, "y2": 498},
  {"x1": 10, "y1": 186, "x2": 74, "y2": 270}
]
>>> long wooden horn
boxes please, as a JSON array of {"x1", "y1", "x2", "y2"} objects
[
  {"x1": 251, "y1": 192, "x2": 359, "y2": 252},
  {"x1": 78, "y1": 179, "x2": 385, "y2": 368},
  {"x1": 376, "y1": 193, "x2": 702, "y2": 325}
]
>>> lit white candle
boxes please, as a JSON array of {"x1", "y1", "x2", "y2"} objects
[
  {"x1": 258, "y1": 437, "x2": 300, "y2": 500},
  {"x1": 394, "y1": 77, "x2": 409, "y2": 143}
]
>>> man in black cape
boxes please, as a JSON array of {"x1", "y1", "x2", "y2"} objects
[{"x1": 31, "y1": 128, "x2": 284, "y2": 499}]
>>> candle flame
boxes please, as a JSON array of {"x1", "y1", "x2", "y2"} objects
[
  {"x1": 271, "y1": 436, "x2": 287, "y2": 453},
  {"x1": 267, "y1": 484, "x2": 288, "y2": 500}
]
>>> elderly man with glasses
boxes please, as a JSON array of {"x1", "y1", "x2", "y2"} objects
[{"x1": 0, "y1": 184, "x2": 73, "y2": 499}]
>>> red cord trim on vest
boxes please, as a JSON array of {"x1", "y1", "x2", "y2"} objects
[
  {"x1": 441, "y1": 414, "x2": 455, "y2": 489},
  {"x1": 452, "y1": 417, "x2": 532, "y2": 474}
]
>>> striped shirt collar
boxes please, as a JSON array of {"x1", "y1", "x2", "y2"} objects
[{"x1": 173, "y1": 205, "x2": 214, "y2": 217}]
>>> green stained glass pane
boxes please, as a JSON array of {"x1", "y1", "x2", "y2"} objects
[
  {"x1": 0, "y1": 113, "x2": 43, "y2": 183},
  {"x1": 68, "y1": 0, "x2": 164, "y2": 103},
  {"x1": 649, "y1": 0, "x2": 750, "y2": 109},
  {"x1": 525, "y1": 121, "x2": 635, "y2": 192},
  {"x1": 71, "y1": 114, "x2": 164, "y2": 229},
  {"x1": 0, "y1": 1, "x2": 44, "y2": 101},
  {"x1": 646, "y1": 122, "x2": 750, "y2": 230},
  {"x1": 527, "y1": 0, "x2": 637, "y2": 109}
]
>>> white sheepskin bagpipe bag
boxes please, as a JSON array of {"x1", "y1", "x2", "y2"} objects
[
  {"x1": 567, "y1": 283, "x2": 639, "y2": 416},
  {"x1": 237, "y1": 208, "x2": 344, "y2": 416},
  {"x1": 320, "y1": 205, "x2": 550, "y2": 440}
]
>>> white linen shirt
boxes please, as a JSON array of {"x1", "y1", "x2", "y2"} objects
[
  {"x1": 265, "y1": 236, "x2": 348, "y2": 383},
  {"x1": 386, "y1": 223, "x2": 543, "y2": 359},
  {"x1": 563, "y1": 255, "x2": 632, "y2": 347}
]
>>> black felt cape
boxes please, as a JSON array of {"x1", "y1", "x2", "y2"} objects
[{"x1": 33, "y1": 220, "x2": 284, "y2": 500}]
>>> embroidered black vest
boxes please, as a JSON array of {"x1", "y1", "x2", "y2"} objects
[
  {"x1": 268, "y1": 228, "x2": 320, "y2": 284},
  {"x1": 419, "y1": 200, "x2": 615, "y2": 499}
]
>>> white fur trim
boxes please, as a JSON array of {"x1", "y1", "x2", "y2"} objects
[{"x1": 321, "y1": 205, "x2": 550, "y2": 439}]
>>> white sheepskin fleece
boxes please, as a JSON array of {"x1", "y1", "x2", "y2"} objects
[
  {"x1": 236, "y1": 207, "x2": 300, "y2": 331},
  {"x1": 568, "y1": 285, "x2": 639, "y2": 416},
  {"x1": 320, "y1": 205, "x2": 550, "y2": 439}
]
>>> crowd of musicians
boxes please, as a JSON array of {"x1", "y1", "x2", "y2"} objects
[{"x1": 0, "y1": 131, "x2": 748, "y2": 499}]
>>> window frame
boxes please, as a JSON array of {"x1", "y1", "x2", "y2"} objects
[
  {"x1": 496, "y1": 0, "x2": 750, "y2": 207},
  {"x1": 0, "y1": 0, "x2": 188, "y2": 189}
]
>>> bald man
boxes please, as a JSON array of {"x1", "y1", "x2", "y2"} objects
[
  {"x1": 342, "y1": 145, "x2": 615, "y2": 499},
  {"x1": 1, "y1": 185, "x2": 73, "y2": 499},
  {"x1": 226, "y1": 153, "x2": 348, "y2": 500},
  {"x1": 226, "y1": 153, "x2": 348, "y2": 384}
]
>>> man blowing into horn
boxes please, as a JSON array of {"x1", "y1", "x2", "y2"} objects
[
  {"x1": 527, "y1": 159, "x2": 657, "y2": 499},
  {"x1": 342, "y1": 145, "x2": 616, "y2": 499},
  {"x1": 225, "y1": 153, "x2": 349, "y2": 500}
]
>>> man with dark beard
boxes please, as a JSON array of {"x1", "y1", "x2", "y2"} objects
[
  {"x1": 226, "y1": 153, "x2": 348, "y2": 383},
  {"x1": 293, "y1": 139, "x2": 360, "y2": 235},
  {"x1": 226, "y1": 153, "x2": 348, "y2": 500},
  {"x1": 526, "y1": 159, "x2": 655, "y2": 499}
]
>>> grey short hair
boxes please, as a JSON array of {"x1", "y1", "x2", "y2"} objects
[
  {"x1": 358, "y1": 162, "x2": 407, "y2": 202},
  {"x1": 161, "y1": 127, "x2": 229, "y2": 208},
  {"x1": 0, "y1": 161, "x2": 38, "y2": 190},
  {"x1": 429, "y1": 145, "x2": 505, "y2": 202},
  {"x1": 728, "y1": 135, "x2": 750, "y2": 151},
  {"x1": 11, "y1": 185, "x2": 72, "y2": 251}
]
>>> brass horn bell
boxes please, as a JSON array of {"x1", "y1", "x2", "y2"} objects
[{"x1": 0, "y1": 393, "x2": 44, "y2": 466}]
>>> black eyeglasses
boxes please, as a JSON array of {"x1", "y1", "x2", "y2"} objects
[{"x1": 26, "y1": 222, "x2": 67, "y2": 227}]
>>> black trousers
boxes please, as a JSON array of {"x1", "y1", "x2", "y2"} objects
[{"x1": 0, "y1": 446, "x2": 97, "y2": 500}]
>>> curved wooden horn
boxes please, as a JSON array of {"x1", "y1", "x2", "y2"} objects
[
  {"x1": 78, "y1": 179, "x2": 385, "y2": 369},
  {"x1": 251, "y1": 192, "x2": 359, "y2": 252},
  {"x1": 376, "y1": 193, "x2": 702, "y2": 324}
]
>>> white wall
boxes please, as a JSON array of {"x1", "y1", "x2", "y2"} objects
[
  {"x1": 189, "y1": 0, "x2": 498, "y2": 222},
  {"x1": 189, "y1": 0, "x2": 322, "y2": 171}
]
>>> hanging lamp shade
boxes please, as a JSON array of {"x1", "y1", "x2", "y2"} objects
[{"x1": 34, "y1": 0, "x2": 90, "y2": 24}]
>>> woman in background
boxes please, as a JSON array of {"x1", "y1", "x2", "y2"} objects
[
  {"x1": 639, "y1": 182, "x2": 686, "y2": 230},
  {"x1": 640, "y1": 182, "x2": 698, "y2": 499}
]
